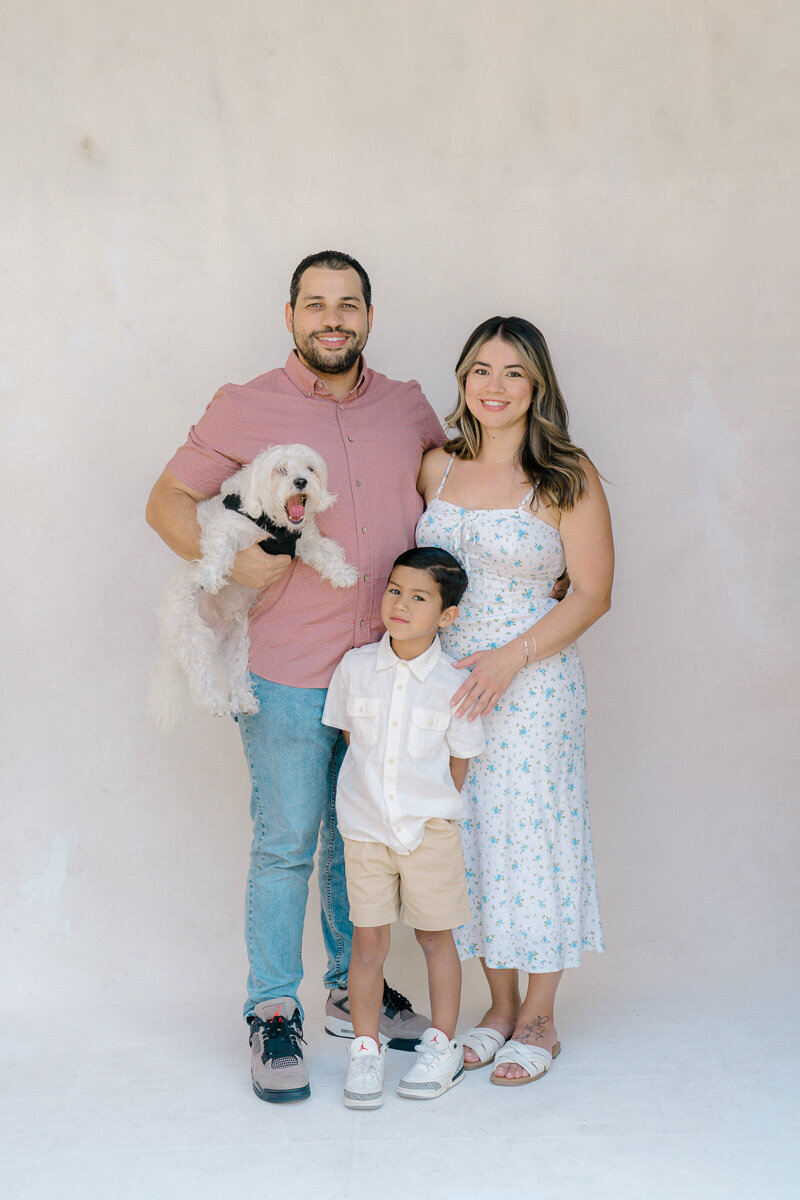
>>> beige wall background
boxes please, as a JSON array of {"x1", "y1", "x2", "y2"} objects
[{"x1": 2, "y1": 0, "x2": 797, "y2": 1023}]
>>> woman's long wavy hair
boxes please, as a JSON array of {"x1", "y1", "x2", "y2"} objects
[{"x1": 444, "y1": 316, "x2": 591, "y2": 510}]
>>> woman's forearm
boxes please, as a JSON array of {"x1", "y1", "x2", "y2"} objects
[{"x1": 518, "y1": 589, "x2": 611, "y2": 663}]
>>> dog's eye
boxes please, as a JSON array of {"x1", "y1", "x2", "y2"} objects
[
  {"x1": 305, "y1": 466, "x2": 316, "y2": 474},
  {"x1": 275, "y1": 466, "x2": 288, "y2": 476}
]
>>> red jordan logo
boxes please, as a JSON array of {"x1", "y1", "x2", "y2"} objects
[
  {"x1": 359, "y1": 1041, "x2": 368, "y2": 1051},
  {"x1": 432, "y1": 1035, "x2": 439, "y2": 1043}
]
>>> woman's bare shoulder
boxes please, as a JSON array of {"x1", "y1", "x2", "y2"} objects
[{"x1": 417, "y1": 445, "x2": 451, "y2": 496}]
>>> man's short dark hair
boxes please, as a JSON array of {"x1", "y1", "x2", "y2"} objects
[
  {"x1": 391, "y1": 547, "x2": 468, "y2": 610},
  {"x1": 289, "y1": 251, "x2": 372, "y2": 310}
]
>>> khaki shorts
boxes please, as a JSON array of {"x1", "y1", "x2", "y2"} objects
[{"x1": 343, "y1": 819, "x2": 471, "y2": 931}]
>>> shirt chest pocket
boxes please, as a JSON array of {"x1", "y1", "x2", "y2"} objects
[
  {"x1": 346, "y1": 696, "x2": 381, "y2": 746},
  {"x1": 408, "y1": 707, "x2": 450, "y2": 759}
]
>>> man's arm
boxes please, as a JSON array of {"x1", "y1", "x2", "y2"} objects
[{"x1": 146, "y1": 469, "x2": 291, "y2": 590}]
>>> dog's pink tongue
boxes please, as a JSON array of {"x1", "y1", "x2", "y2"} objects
[{"x1": 289, "y1": 502, "x2": 305, "y2": 522}]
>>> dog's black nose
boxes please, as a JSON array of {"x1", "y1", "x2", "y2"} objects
[{"x1": 293, "y1": 477, "x2": 308, "y2": 490}]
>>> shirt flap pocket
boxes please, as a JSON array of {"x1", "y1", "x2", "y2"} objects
[
  {"x1": 411, "y1": 707, "x2": 450, "y2": 732},
  {"x1": 346, "y1": 696, "x2": 380, "y2": 718}
]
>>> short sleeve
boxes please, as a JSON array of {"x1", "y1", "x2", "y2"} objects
[
  {"x1": 165, "y1": 387, "x2": 249, "y2": 496},
  {"x1": 406, "y1": 382, "x2": 447, "y2": 454},
  {"x1": 446, "y1": 709, "x2": 486, "y2": 760},
  {"x1": 321, "y1": 659, "x2": 352, "y2": 731}
]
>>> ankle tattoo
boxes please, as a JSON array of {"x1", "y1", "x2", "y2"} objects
[{"x1": 517, "y1": 1015, "x2": 550, "y2": 1043}]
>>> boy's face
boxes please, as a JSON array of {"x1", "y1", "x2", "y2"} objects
[{"x1": 381, "y1": 566, "x2": 458, "y2": 654}]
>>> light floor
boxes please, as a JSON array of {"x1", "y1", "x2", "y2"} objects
[{"x1": 3, "y1": 996, "x2": 796, "y2": 1200}]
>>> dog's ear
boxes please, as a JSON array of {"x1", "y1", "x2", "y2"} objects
[
  {"x1": 314, "y1": 486, "x2": 336, "y2": 513},
  {"x1": 238, "y1": 448, "x2": 281, "y2": 519},
  {"x1": 299, "y1": 447, "x2": 335, "y2": 512}
]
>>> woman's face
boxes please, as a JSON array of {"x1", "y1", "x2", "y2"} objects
[{"x1": 464, "y1": 336, "x2": 533, "y2": 440}]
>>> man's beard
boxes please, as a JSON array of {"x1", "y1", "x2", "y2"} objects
[{"x1": 293, "y1": 327, "x2": 367, "y2": 376}]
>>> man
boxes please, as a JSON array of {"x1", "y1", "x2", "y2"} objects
[{"x1": 146, "y1": 251, "x2": 445, "y2": 1104}]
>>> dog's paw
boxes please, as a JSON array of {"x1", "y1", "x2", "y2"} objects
[
  {"x1": 231, "y1": 691, "x2": 259, "y2": 716},
  {"x1": 329, "y1": 564, "x2": 359, "y2": 589},
  {"x1": 192, "y1": 567, "x2": 226, "y2": 595}
]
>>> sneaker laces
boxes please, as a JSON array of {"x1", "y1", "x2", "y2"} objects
[
  {"x1": 382, "y1": 981, "x2": 413, "y2": 1014},
  {"x1": 350, "y1": 1051, "x2": 381, "y2": 1084},
  {"x1": 416, "y1": 1037, "x2": 450, "y2": 1069},
  {"x1": 252, "y1": 1012, "x2": 306, "y2": 1064}
]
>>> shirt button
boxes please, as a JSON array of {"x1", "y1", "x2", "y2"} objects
[
  {"x1": 348, "y1": 435, "x2": 354, "y2": 442},
  {"x1": 355, "y1": 480, "x2": 362, "y2": 487},
  {"x1": 392, "y1": 721, "x2": 398, "y2": 726},
  {"x1": 388, "y1": 758, "x2": 394, "y2": 764},
  {"x1": 361, "y1": 527, "x2": 367, "y2": 534},
  {"x1": 339, "y1": 402, "x2": 344, "y2": 410},
  {"x1": 363, "y1": 573, "x2": 369, "y2": 581},
  {"x1": 360, "y1": 620, "x2": 366, "y2": 627}
]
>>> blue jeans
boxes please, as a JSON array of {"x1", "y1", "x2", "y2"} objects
[{"x1": 236, "y1": 674, "x2": 352, "y2": 1020}]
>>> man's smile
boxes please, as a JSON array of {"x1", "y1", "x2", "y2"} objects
[{"x1": 314, "y1": 332, "x2": 353, "y2": 350}]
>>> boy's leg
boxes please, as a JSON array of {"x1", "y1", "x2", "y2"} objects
[
  {"x1": 348, "y1": 925, "x2": 391, "y2": 1042},
  {"x1": 414, "y1": 928, "x2": 462, "y2": 1040},
  {"x1": 397, "y1": 931, "x2": 465, "y2": 1100},
  {"x1": 395, "y1": 821, "x2": 470, "y2": 1100}
]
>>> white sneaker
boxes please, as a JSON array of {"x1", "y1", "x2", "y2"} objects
[
  {"x1": 344, "y1": 1036, "x2": 385, "y2": 1109},
  {"x1": 396, "y1": 1027, "x2": 464, "y2": 1100}
]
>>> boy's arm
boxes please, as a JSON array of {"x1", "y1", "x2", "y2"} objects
[
  {"x1": 321, "y1": 659, "x2": 352, "y2": 736},
  {"x1": 450, "y1": 757, "x2": 468, "y2": 791},
  {"x1": 342, "y1": 731, "x2": 350, "y2": 746}
]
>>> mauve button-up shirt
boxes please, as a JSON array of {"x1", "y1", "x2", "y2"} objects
[{"x1": 165, "y1": 351, "x2": 446, "y2": 688}]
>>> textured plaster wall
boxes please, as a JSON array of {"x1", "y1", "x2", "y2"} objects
[{"x1": 2, "y1": 0, "x2": 798, "y2": 1018}]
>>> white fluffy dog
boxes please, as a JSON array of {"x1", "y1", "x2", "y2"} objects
[{"x1": 150, "y1": 444, "x2": 357, "y2": 728}]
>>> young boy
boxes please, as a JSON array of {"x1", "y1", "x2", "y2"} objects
[{"x1": 322, "y1": 546, "x2": 485, "y2": 1108}]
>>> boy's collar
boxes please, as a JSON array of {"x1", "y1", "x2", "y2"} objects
[{"x1": 376, "y1": 631, "x2": 442, "y2": 681}]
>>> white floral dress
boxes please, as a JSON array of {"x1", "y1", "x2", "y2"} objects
[{"x1": 416, "y1": 457, "x2": 604, "y2": 971}]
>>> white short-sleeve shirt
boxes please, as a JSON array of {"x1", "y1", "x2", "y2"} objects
[{"x1": 322, "y1": 633, "x2": 486, "y2": 854}]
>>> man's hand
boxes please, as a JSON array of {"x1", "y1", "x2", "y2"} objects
[
  {"x1": 550, "y1": 570, "x2": 570, "y2": 601},
  {"x1": 229, "y1": 546, "x2": 292, "y2": 590}
]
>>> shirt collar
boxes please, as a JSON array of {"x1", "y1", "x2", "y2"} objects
[
  {"x1": 375, "y1": 631, "x2": 442, "y2": 681},
  {"x1": 284, "y1": 349, "x2": 369, "y2": 401}
]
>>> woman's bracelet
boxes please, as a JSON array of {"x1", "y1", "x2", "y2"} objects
[{"x1": 517, "y1": 631, "x2": 538, "y2": 667}]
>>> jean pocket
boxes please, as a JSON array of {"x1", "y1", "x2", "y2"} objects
[
  {"x1": 346, "y1": 695, "x2": 380, "y2": 745},
  {"x1": 408, "y1": 707, "x2": 450, "y2": 758}
]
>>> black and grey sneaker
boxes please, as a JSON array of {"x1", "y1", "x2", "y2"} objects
[
  {"x1": 325, "y1": 981, "x2": 431, "y2": 1051},
  {"x1": 249, "y1": 998, "x2": 310, "y2": 1103}
]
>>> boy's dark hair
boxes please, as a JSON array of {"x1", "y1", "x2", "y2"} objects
[
  {"x1": 289, "y1": 250, "x2": 372, "y2": 310},
  {"x1": 391, "y1": 547, "x2": 468, "y2": 610}
]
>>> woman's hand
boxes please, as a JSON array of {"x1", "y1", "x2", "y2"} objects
[{"x1": 451, "y1": 641, "x2": 526, "y2": 720}]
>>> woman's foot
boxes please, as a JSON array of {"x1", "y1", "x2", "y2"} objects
[
  {"x1": 491, "y1": 1014, "x2": 558, "y2": 1080},
  {"x1": 462, "y1": 1008, "x2": 518, "y2": 1065}
]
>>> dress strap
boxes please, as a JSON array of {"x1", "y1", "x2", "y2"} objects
[
  {"x1": 433, "y1": 454, "x2": 455, "y2": 500},
  {"x1": 518, "y1": 484, "x2": 536, "y2": 511}
]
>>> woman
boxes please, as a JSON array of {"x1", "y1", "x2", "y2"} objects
[{"x1": 416, "y1": 316, "x2": 613, "y2": 1085}]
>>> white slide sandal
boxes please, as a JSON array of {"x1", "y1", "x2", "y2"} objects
[
  {"x1": 461, "y1": 1027, "x2": 507, "y2": 1071},
  {"x1": 489, "y1": 1039, "x2": 561, "y2": 1086}
]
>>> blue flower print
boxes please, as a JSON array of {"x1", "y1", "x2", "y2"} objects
[{"x1": 415, "y1": 472, "x2": 604, "y2": 972}]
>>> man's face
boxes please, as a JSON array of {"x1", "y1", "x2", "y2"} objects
[{"x1": 285, "y1": 267, "x2": 373, "y2": 377}]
